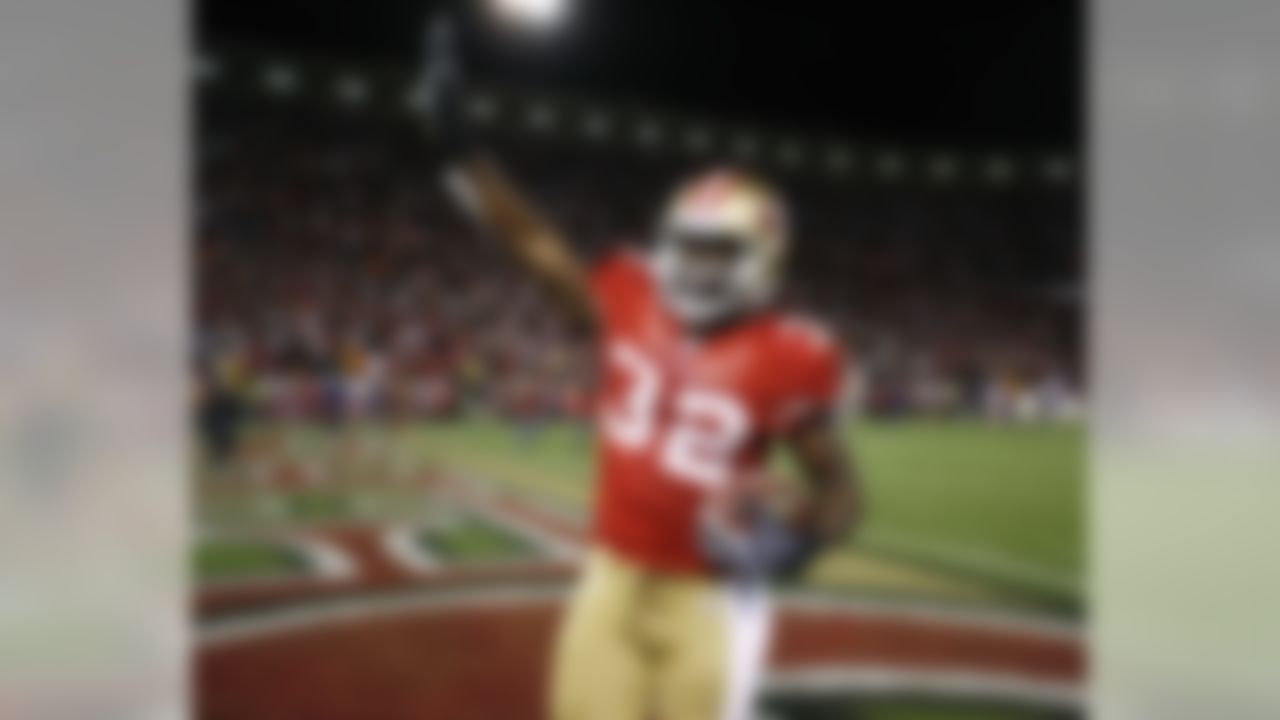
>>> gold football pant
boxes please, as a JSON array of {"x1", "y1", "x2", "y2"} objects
[{"x1": 550, "y1": 547, "x2": 773, "y2": 720}]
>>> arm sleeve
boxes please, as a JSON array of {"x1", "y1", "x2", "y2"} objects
[
  {"x1": 772, "y1": 331, "x2": 846, "y2": 434},
  {"x1": 588, "y1": 249, "x2": 646, "y2": 325}
]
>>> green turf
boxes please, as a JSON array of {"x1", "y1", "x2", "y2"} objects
[
  {"x1": 285, "y1": 489, "x2": 351, "y2": 521},
  {"x1": 862, "y1": 703, "x2": 1062, "y2": 720},
  {"x1": 197, "y1": 418, "x2": 1082, "y2": 603},
  {"x1": 195, "y1": 539, "x2": 303, "y2": 580},
  {"x1": 406, "y1": 418, "x2": 1083, "y2": 600},
  {"x1": 424, "y1": 517, "x2": 535, "y2": 562},
  {"x1": 847, "y1": 421, "x2": 1082, "y2": 598},
  {"x1": 768, "y1": 694, "x2": 1070, "y2": 720},
  {"x1": 856, "y1": 701, "x2": 1063, "y2": 720}
]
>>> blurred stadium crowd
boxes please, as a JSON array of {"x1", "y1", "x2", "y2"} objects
[{"x1": 196, "y1": 82, "x2": 1083, "y2": 455}]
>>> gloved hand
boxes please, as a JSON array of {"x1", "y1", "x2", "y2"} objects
[
  {"x1": 418, "y1": 14, "x2": 473, "y2": 163},
  {"x1": 699, "y1": 498, "x2": 822, "y2": 583}
]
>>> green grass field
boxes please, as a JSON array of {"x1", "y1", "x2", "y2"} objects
[
  {"x1": 422, "y1": 517, "x2": 536, "y2": 562},
  {"x1": 195, "y1": 539, "x2": 305, "y2": 580},
  {"x1": 769, "y1": 697, "x2": 1066, "y2": 720},
  {"x1": 198, "y1": 418, "x2": 1082, "y2": 609},
  {"x1": 195, "y1": 419, "x2": 1083, "y2": 718},
  {"x1": 404, "y1": 418, "x2": 1083, "y2": 607}
]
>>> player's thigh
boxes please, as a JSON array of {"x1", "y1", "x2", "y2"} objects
[
  {"x1": 550, "y1": 551, "x2": 647, "y2": 720},
  {"x1": 653, "y1": 582, "x2": 773, "y2": 720}
]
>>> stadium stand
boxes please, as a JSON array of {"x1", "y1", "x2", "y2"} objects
[{"x1": 195, "y1": 59, "x2": 1083, "y2": 436}]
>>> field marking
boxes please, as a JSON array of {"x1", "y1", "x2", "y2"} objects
[
  {"x1": 464, "y1": 502, "x2": 583, "y2": 560},
  {"x1": 196, "y1": 529, "x2": 357, "y2": 591},
  {"x1": 288, "y1": 535, "x2": 358, "y2": 580},
  {"x1": 445, "y1": 471, "x2": 585, "y2": 560},
  {"x1": 380, "y1": 524, "x2": 440, "y2": 574},
  {"x1": 437, "y1": 464, "x2": 1079, "y2": 598},
  {"x1": 861, "y1": 529, "x2": 1080, "y2": 594},
  {"x1": 767, "y1": 666, "x2": 1081, "y2": 711},
  {"x1": 199, "y1": 585, "x2": 1080, "y2": 711},
  {"x1": 198, "y1": 583, "x2": 1079, "y2": 649}
]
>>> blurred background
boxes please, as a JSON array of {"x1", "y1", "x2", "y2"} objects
[{"x1": 193, "y1": 1, "x2": 1084, "y2": 718}]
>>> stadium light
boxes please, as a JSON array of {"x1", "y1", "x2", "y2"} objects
[
  {"x1": 335, "y1": 74, "x2": 368, "y2": 105},
  {"x1": 1044, "y1": 155, "x2": 1074, "y2": 183},
  {"x1": 404, "y1": 84, "x2": 426, "y2": 111},
  {"x1": 731, "y1": 132, "x2": 759, "y2": 161},
  {"x1": 777, "y1": 140, "x2": 805, "y2": 168},
  {"x1": 526, "y1": 101, "x2": 556, "y2": 132},
  {"x1": 928, "y1": 154, "x2": 959, "y2": 184},
  {"x1": 582, "y1": 110, "x2": 611, "y2": 141},
  {"x1": 488, "y1": 0, "x2": 571, "y2": 32},
  {"x1": 262, "y1": 63, "x2": 299, "y2": 97},
  {"x1": 196, "y1": 55, "x2": 221, "y2": 83},
  {"x1": 468, "y1": 93, "x2": 500, "y2": 123},
  {"x1": 825, "y1": 145, "x2": 854, "y2": 175},
  {"x1": 684, "y1": 125, "x2": 712, "y2": 154},
  {"x1": 984, "y1": 155, "x2": 1015, "y2": 185},
  {"x1": 635, "y1": 118, "x2": 663, "y2": 149},
  {"x1": 875, "y1": 150, "x2": 905, "y2": 181}
]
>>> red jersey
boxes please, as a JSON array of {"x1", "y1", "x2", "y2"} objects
[{"x1": 590, "y1": 251, "x2": 844, "y2": 574}]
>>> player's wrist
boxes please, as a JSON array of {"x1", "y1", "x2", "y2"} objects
[
  {"x1": 764, "y1": 519, "x2": 824, "y2": 579},
  {"x1": 699, "y1": 505, "x2": 825, "y2": 582}
]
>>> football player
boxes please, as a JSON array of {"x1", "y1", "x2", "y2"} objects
[{"x1": 418, "y1": 17, "x2": 862, "y2": 720}]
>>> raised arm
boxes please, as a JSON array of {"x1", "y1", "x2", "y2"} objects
[
  {"x1": 442, "y1": 157, "x2": 597, "y2": 330},
  {"x1": 418, "y1": 15, "x2": 597, "y2": 330}
]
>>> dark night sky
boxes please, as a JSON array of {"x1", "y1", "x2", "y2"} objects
[{"x1": 198, "y1": 0, "x2": 1080, "y2": 150}]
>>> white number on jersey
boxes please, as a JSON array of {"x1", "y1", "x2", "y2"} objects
[{"x1": 601, "y1": 340, "x2": 750, "y2": 489}]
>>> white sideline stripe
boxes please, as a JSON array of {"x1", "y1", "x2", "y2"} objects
[
  {"x1": 862, "y1": 529, "x2": 1079, "y2": 592},
  {"x1": 199, "y1": 585, "x2": 1079, "y2": 650},
  {"x1": 381, "y1": 524, "x2": 440, "y2": 574},
  {"x1": 767, "y1": 666, "x2": 1081, "y2": 710}
]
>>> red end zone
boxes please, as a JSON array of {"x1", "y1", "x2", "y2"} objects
[{"x1": 198, "y1": 578, "x2": 1082, "y2": 720}]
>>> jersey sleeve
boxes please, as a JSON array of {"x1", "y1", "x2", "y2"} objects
[
  {"x1": 770, "y1": 320, "x2": 846, "y2": 434},
  {"x1": 589, "y1": 249, "x2": 648, "y2": 326}
]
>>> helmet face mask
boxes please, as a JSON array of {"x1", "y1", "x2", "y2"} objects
[
  {"x1": 652, "y1": 169, "x2": 788, "y2": 330},
  {"x1": 654, "y1": 230, "x2": 773, "y2": 327}
]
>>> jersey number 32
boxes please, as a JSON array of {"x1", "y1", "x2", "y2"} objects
[{"x1": 602, "y1": 341, "x2": 750, "y2": 489}]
